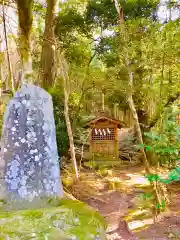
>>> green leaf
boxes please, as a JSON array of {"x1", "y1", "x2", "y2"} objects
[
  {"x1": 145, "y1": 145, "x2": 151, "y2": 151},
  {"x1": 156, "y1": 200, "x2": 166, "y2": 210},
  {"x1": 146, "y1": 174, "x2": 159, "y2": 183}
]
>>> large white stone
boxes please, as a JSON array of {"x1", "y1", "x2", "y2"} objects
[{"x1": 0, "y1": 84, "x2": 63, "y2": 202}]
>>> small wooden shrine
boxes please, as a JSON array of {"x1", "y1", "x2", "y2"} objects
[{"x1": 85, "y1": 115, "x2": 126, "y2": 161}]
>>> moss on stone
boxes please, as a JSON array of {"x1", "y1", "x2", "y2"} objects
[{"x1": 0, "y1": 198, "x2": 107, "y2": 240}]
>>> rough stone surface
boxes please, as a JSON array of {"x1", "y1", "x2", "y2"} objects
[{"x1": 0, "y1": 84, "x2": 63, "y2": 201}]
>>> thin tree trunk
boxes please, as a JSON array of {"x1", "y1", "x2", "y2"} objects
[
  {"x1": 0, "y1": 34, "x2": 3, "y2": 100},
  {"x1": 0, "y1": 35, "x2": 3, "y2": 87},
  {"x1": 114, "y1": 0, "x2": 150, "y2": 172},
  {"x1": 58, "y1": 53, "x2": 79, "y2": 179},
  {"x1": 16, "y1": 0, "x2": 33, "y2": 84},
  {"x1": 102, "y1": 92, "x2": 105, "y2": 112},
  {"x1": 114, "y1": 0, "x2": 163, "y2": 207},
  {"x1": 64, "y1": 84, "x2": 79, "y2": 179},
  {"x1": 39, "y1": 0, "x2": 57, "y2": 89},
  {"x1": 2, "y1": 1, "x2": 15, "y2": 92}
]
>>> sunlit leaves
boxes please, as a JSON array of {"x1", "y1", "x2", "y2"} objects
[
  {"x1": 86, "y1": 0, "x2": 159, "y2": 29},
  {"x1": 146, "y1": 167, "x2": 180, "y2": 187},
  {"x1": 146, "y1": 174, "x2": 159, "y2": 183},
  {"x1": 143, "y1": 107, "x2": 180, "y2": 166},
  {"x1": 156, "y1": 200, "x2": 166, "y2": 210}
]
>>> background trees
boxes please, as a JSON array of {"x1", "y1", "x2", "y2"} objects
[{"x1": 0, "y1": 0, "x2": 179, "y2": 165}]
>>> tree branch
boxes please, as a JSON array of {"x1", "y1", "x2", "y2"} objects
[{"x1": 148, "y1": 92, "x2": 180, "y2": 129}]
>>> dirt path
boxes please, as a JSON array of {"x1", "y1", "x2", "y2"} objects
[{"x1": 85, "y1": 165, "x2": 180, "y2": 240}]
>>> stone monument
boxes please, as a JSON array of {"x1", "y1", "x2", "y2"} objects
[
  {"x1": 0, "y1": 84, "x2": 107, "y2": 240},
  {"x1": 0, "y1": 83, "x2": 63, "y2": 203}
]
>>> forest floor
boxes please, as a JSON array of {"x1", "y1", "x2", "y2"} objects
[{"x1": 66, "y1": 163, "x2": 180, "y2": 240}]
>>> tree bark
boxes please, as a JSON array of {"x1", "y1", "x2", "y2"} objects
[
  {"x1": 39, "y1": 0, "x2": 57, "y2": 90},
  {"x1": 2, "y1": 1, "x2": 15, "y2": 92},
  {"x1": 16, "y1": 0, "x2": 33, "y2": 84},
  {"x1": 64, "y1": 82, "x2": 79, "y2": 179},
  {"x1": 114, "y1": 0, "x2": 150, "y2": 171},
  {"x1": 0, "y1": 35, "x2": 3, "y2": 88},
  {"x1": 114, "y1": 0, "x2": 163, "y2": 208},
  {"x1": 58, "y1": 52, "x2": 79, "y2": 179}
]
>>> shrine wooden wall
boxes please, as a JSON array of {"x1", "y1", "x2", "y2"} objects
[{"x1": 89, "y1": 120, "x2": 119, "y2": 160}]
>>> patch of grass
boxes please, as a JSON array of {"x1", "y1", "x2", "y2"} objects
[
  {"x1": 62, "y1": 169, "x2": 101, "y2": 201},
  {"x1": 62, "y1": 163, "x2": 107, "y2": 201},
  {"x1": 105, "y1": 177, "x2": 131, "y2": 193},
  {"x1": 133, "y1": 184, "x2": 152, "y2": 192},
  {"x1": 97, "y1": 169, "x2": 113, "y2": 178}
]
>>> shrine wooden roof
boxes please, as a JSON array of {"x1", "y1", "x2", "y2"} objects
[{"x1": 84, "y1": 115, "x2": 126, "y2": 129}]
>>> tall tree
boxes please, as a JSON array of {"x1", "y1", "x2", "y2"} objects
[
  {"x1": 0, "y1": 32, "x2": 3, "y2": 89},
  {"x1": 39, "y1": 0, "x2": 57, "y2": 89},
  {"x1": 57, "y1": 51, "x2": 79, "y2": 179},
  {"x1": 114, "y1": 0, "x2": 150, "y2": 171},
  {"x1": 2, "y1": 1, "x2": 14, "y2": 91},
  {"x1": 114, "y1": 0, "x2": 169, "y2": 210},
  {"x1": 16, "y1": 0, "x2": 33, "y2": 83}
]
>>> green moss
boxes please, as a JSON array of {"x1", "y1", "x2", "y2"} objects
[{"x1": 0, "y1": 198, "x2": 107, "y2": 240}]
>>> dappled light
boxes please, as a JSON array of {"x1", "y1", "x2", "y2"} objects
[
  {"x1": 125, "y1": 173, "x2": 150, "y2": 187},
  {"x1": 128, "y1": 219, "x2": 153, "y2": 231}
]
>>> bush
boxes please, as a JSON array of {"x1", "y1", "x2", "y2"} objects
[
  {"x1": 143, "y1": 107, "x2": 180, "y2": 167},
  {"x1": 50, "y1": 88, "x2": 69, "y2": 158}
]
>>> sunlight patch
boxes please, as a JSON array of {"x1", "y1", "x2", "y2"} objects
[
  {"x1": 125, "y1": 174, "x2": 149, "y2": 186},
  {"x1": 128, "y1": 218, "x2": 153, "y2": 231}
]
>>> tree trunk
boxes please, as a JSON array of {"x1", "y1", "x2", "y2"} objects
[
  {"x1": 114, "y1": 0, "x2": 163, "y2": 208},
  {"x1": 2, "y1": 1, "x2": 15, "y2": 92},
  {"x1": 64, "y1": 82, "x2": 79, "y2": 179},
  {"x1": 114, "y1": 0, "x2": 150, "y2": 171},
  {"x1": 0, "y1": 34, "x2": 3, "y2": 87},
  {"x1": 102, "y1": 92, "x2": 105, "y2": 112},
  {"x1": 58, "y1": 53, "x2": 79, "y2": 179},
  {"x1": 16, "y1": 0, "x2": 33, "y2": 84},
  {"x1": 39, "y1": 0, "x2": 57, "y2": 90}
]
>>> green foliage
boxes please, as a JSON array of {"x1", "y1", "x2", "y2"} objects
[
  {"x1": 97, "y1": 168, "x2": 112, "y2": 178},
  {"x1": 146, "y1": 174, "x2": 160, "y2": 183},
  {"x1": 84, "y1": 160, "x2": 100, "y2": 169},
  {"x1": 146, "y1": 167, "x2": 180, "y2": 186},
  {"x1": 144, "y1": 108, "x2": 180, "y2": 166},
  {"x1": 55, "y1": 4, "x2": 92, "y2": 65},
  {"x1": 155, "y1": 199, "x2": 166, "y2": 211},
  {"x1": 86, "y1": 0, "x2": 160, "y2": 29},
  {"x1": 54, "y1": 0, "x2": 180, "y2": 119},
  {"x1": 49, "y1": 88, "x2": 69, "y2": 158},
  {"x1": 141, "y1": 192, "x2": 153, "y2": 200}
]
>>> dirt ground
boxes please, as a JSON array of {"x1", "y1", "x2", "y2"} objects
[{"x1": 83, "y1": 165, "x2": 180, "y2": 240}]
